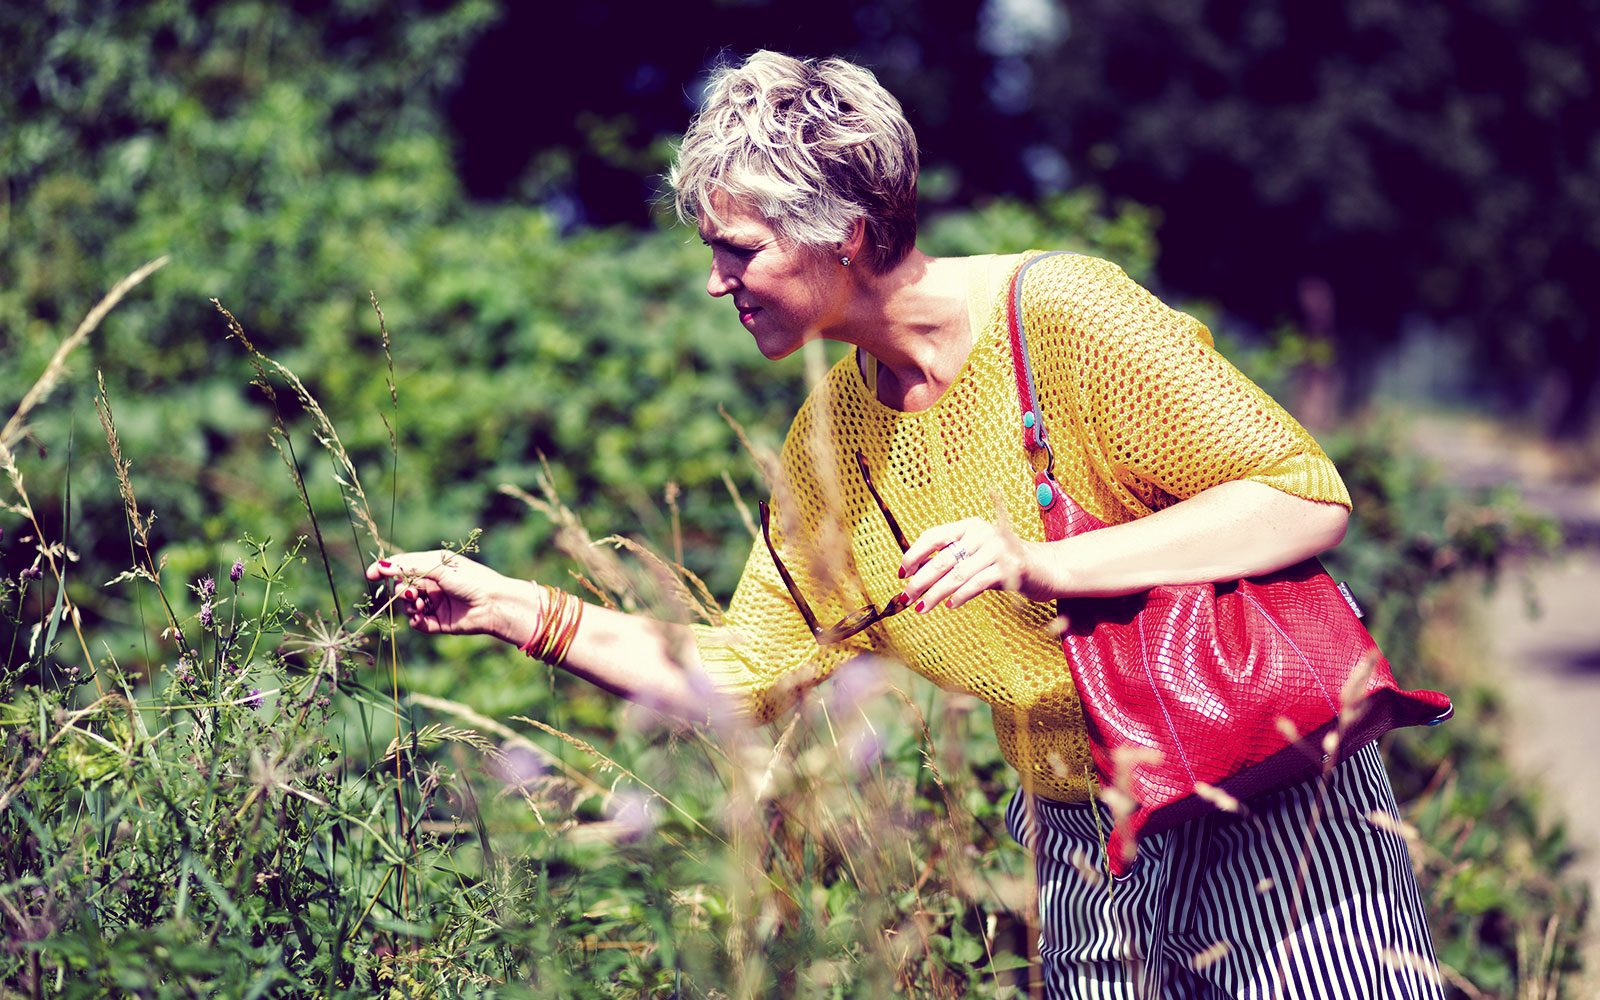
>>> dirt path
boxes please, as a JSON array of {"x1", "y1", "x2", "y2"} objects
[
  {"x1": 1488, "y1": 556, "x2": 1600, "y2": 969},
  {"x1": 1407, "y1": 414, "x2": 1600, "y2": 983}
]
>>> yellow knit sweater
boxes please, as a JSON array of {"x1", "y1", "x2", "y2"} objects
[{"x1": 694, "y1": 251, "x2": 1351, "y2": 801}]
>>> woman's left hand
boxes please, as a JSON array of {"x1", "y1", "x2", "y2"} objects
[{"x1": 899, "y1": 517, "x2": 1059, "y2": 612}]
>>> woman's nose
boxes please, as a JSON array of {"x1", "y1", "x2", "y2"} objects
[{"x1": 706, "y1": 257, "x2": 739, "y2": 297}]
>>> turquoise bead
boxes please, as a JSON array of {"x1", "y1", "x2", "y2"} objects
[
  {"x1": 1036, "y1": 483, "x2": 1053, "y2": 507},
  {"x1": 1023, "y1": 412, "x2": 1036, "y2": 429}
]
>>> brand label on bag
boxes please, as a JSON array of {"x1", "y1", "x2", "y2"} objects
[{"x1": 1337, "y1": 582, "x2": 1364, "y2": 619}]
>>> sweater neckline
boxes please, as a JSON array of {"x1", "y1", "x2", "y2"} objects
[{"x1": 849, "y1": 253, "x2": 1019, "y2": 418}]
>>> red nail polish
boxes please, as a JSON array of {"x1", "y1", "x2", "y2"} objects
[
  {"x1": 379, "y1": 559, "x2": 392, "y2": 568},
  {"x1": 403, "y1": 589, "x2": 415, "y2": 600},
  {"x1": 915, "y1": 600, "x2": 925, "y2": 613},
  {"x1": 898, "y1": 567, "x2": 906, "y2": 579}
]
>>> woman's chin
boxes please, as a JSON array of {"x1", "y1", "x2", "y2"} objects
[{"x1": 750, "y1": 330, "x2": 806, "y2": 361}]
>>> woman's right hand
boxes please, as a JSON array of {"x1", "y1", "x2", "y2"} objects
[
  {"x1": 368, "y1": 551, "x2": 716, "y2": 720},
  {"x1": 365, "y1": 550, "x2": 532, "y2": 641}
]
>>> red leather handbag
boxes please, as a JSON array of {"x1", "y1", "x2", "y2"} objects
[{"x1": 1007, "y1": 252, "x2": 1452, "y2": 878}]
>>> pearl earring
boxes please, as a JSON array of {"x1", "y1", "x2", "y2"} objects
[{"x1": 839, "y1": 255, "x2": 852, "y2": 267}]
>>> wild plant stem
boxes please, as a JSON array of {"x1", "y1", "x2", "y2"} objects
[
  {"x1": 1, "y1": 257, "x2": 169, "y2": 453},
  {"x1": 388, "y1": 619, "x2": 409, "y2": 924},
  {"x1": 94, "y1": 372, "x2": 196, "y2": 671},
  {"x1": 281, "y1": 429, "x2": 345, "y2": 623}
]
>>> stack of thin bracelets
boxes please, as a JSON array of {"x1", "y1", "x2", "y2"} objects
[{"x1": 520, "y1": 584, "x2": 584, "y2": 666}]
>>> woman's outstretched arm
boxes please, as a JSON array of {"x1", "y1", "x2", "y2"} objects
[{"x1": 365, "y1": 551, "x2": 713, "y2": 719}]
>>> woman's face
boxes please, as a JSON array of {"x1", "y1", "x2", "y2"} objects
[{"x1": 698, "y1": 193, "x2": 851, "y2": 360}]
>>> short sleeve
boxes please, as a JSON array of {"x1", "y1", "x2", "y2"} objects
[{"x1": 1022, "y1": 254, "x2": 1350, "y2": 514}]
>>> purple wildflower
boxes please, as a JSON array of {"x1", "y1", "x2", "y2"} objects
[
  {"x1": 245, "y1": 688, "x2": 263, "y2": 710},
  {"x1": 20, "y1": 565, "x2": 42, "y2": 581},
  {"x1": 827, "y1": 656, "x2": 890, "y2": 713},
  {"x1": 843, "y1": 727, "x2": 885, "y2": 772},
  {"x1": 492, "y1": 744, "x2": 547, "y2": 790},
  {"x1": 199, "y1": 575, "x2": 216, "y2": 598},
  {"x1": 229, "y1": 559, "x2": 244, "y2": 583},
  {"x1": 173, "y1": 657, "x2": 193, "y2": 684},
  {"x1": 199, "y1": 600, "x2": 214, "y2": 628},
  {"x1": 606, "y1": 789, "x2": 657, "y2": 841}
]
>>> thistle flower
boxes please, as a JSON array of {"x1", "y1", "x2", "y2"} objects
[
  {"x1": 229, "y1": 559, "x2": 244, "y2": 583},
  {"x1": 199, "y1": 574, "x2": 216, "y2": 598},
  {"x1": 245, "y1": 688, "x2": 263, "y2": 709},
  {"x1": 173, "y1": 656, "x2": 193, "y2": 684},
  {"x1": 199, "y1": 600, "x2": 214, "y2": 628},
  {"x1": 20, "y1": 564, "x2": 42, "y2": 581},
  {"x1": 281, "y1": 614, "x2": 370, "y2": 684}
]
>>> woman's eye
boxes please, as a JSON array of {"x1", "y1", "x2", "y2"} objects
[{"x1": 703, "y1": 238, "x2": 756, "y2": 257}]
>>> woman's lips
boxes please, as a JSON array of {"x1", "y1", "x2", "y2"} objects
[{"x1": 738, "y1": 305, "x2": 761, "y2": 325}]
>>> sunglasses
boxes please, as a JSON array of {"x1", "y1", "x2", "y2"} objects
[{"x1": 759, "y1": 450, "x2": 912, "y2": 645}]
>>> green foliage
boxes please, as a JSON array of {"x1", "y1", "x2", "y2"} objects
[
  {"x1": 919, "y1": 193, "x2": 1160, "y2": 284},
  {"x1": 0, "y1": 3, "x2": 1589, "y2": 995}
]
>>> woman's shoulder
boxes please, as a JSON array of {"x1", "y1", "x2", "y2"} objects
[
  {"x1": 1014, "y1": 250, "x2": 1211, "y2": 349},
  {"x1": 976, "y1": 250, "x2": 1133, "y2": 323},
  {"x1": 1015, "y1": 248, "x2": 1131, "y2": 293}
]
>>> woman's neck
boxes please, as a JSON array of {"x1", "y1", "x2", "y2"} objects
[{"x1": 843, "y1": 251, "x2": 973, "y2": 412}]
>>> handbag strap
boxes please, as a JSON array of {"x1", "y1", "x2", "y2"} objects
[
  {"x1": 1005, "y1": 251, "x2": 1105, "y2": 542},
  {"x1": 1005, "y1": 251, "x2": 1071, "y2": 457}
]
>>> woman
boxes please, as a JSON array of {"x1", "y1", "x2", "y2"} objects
[{"x1": 368, "y1": 51, "x2": 1442, "y2": 998}]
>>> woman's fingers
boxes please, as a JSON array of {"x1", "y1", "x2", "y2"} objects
[
  {"x1": 901, "y1": 518, "x2": 1034, "y2": 612},
  {"x1": 913, "y1": 547, "x2": 993, "y2": 612},
  {"x1": 942, "y1": 561, "x2": 1006, "y2": 611},
  {"x1": 365, "y1": 549, "x2": 456, "y2": 581},
  {"x1": 902, "y1": 519, "x2": 986, "y2": 610},
  {"x1": 364, "y1": 550, "x2": 514, "y2": 638},
  {"x1": 898, "y1": 521, "x2": 969, "y2": 579},
  {"x1": 364, "y1": 551, "x2": 453, "y2": 625}
]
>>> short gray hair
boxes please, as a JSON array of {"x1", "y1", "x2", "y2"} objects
[{"x1": 670, "y1": 51, "x2": 920, "y2": 274}]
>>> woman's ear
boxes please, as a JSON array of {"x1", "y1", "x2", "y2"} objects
[{"x1": 842, "y1": 217, "x2": 868, "y2": 264}]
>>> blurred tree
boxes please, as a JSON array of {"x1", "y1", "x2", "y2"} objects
[
  {"x1": 442, "y1": 0, "x2": 1007, "y2": 222},
  {"x1": 1019, "y1": 0, "x2": 1600, "y2": 436}
]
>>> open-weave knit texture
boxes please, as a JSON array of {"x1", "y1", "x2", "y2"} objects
[{"x1": 694, "y1": 251, "x2": 1351, "y2": 801}]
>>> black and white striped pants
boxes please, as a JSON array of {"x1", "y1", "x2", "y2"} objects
[{"x1": 1005, "y1": 743, "x2": 1443, "y2": 999}]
